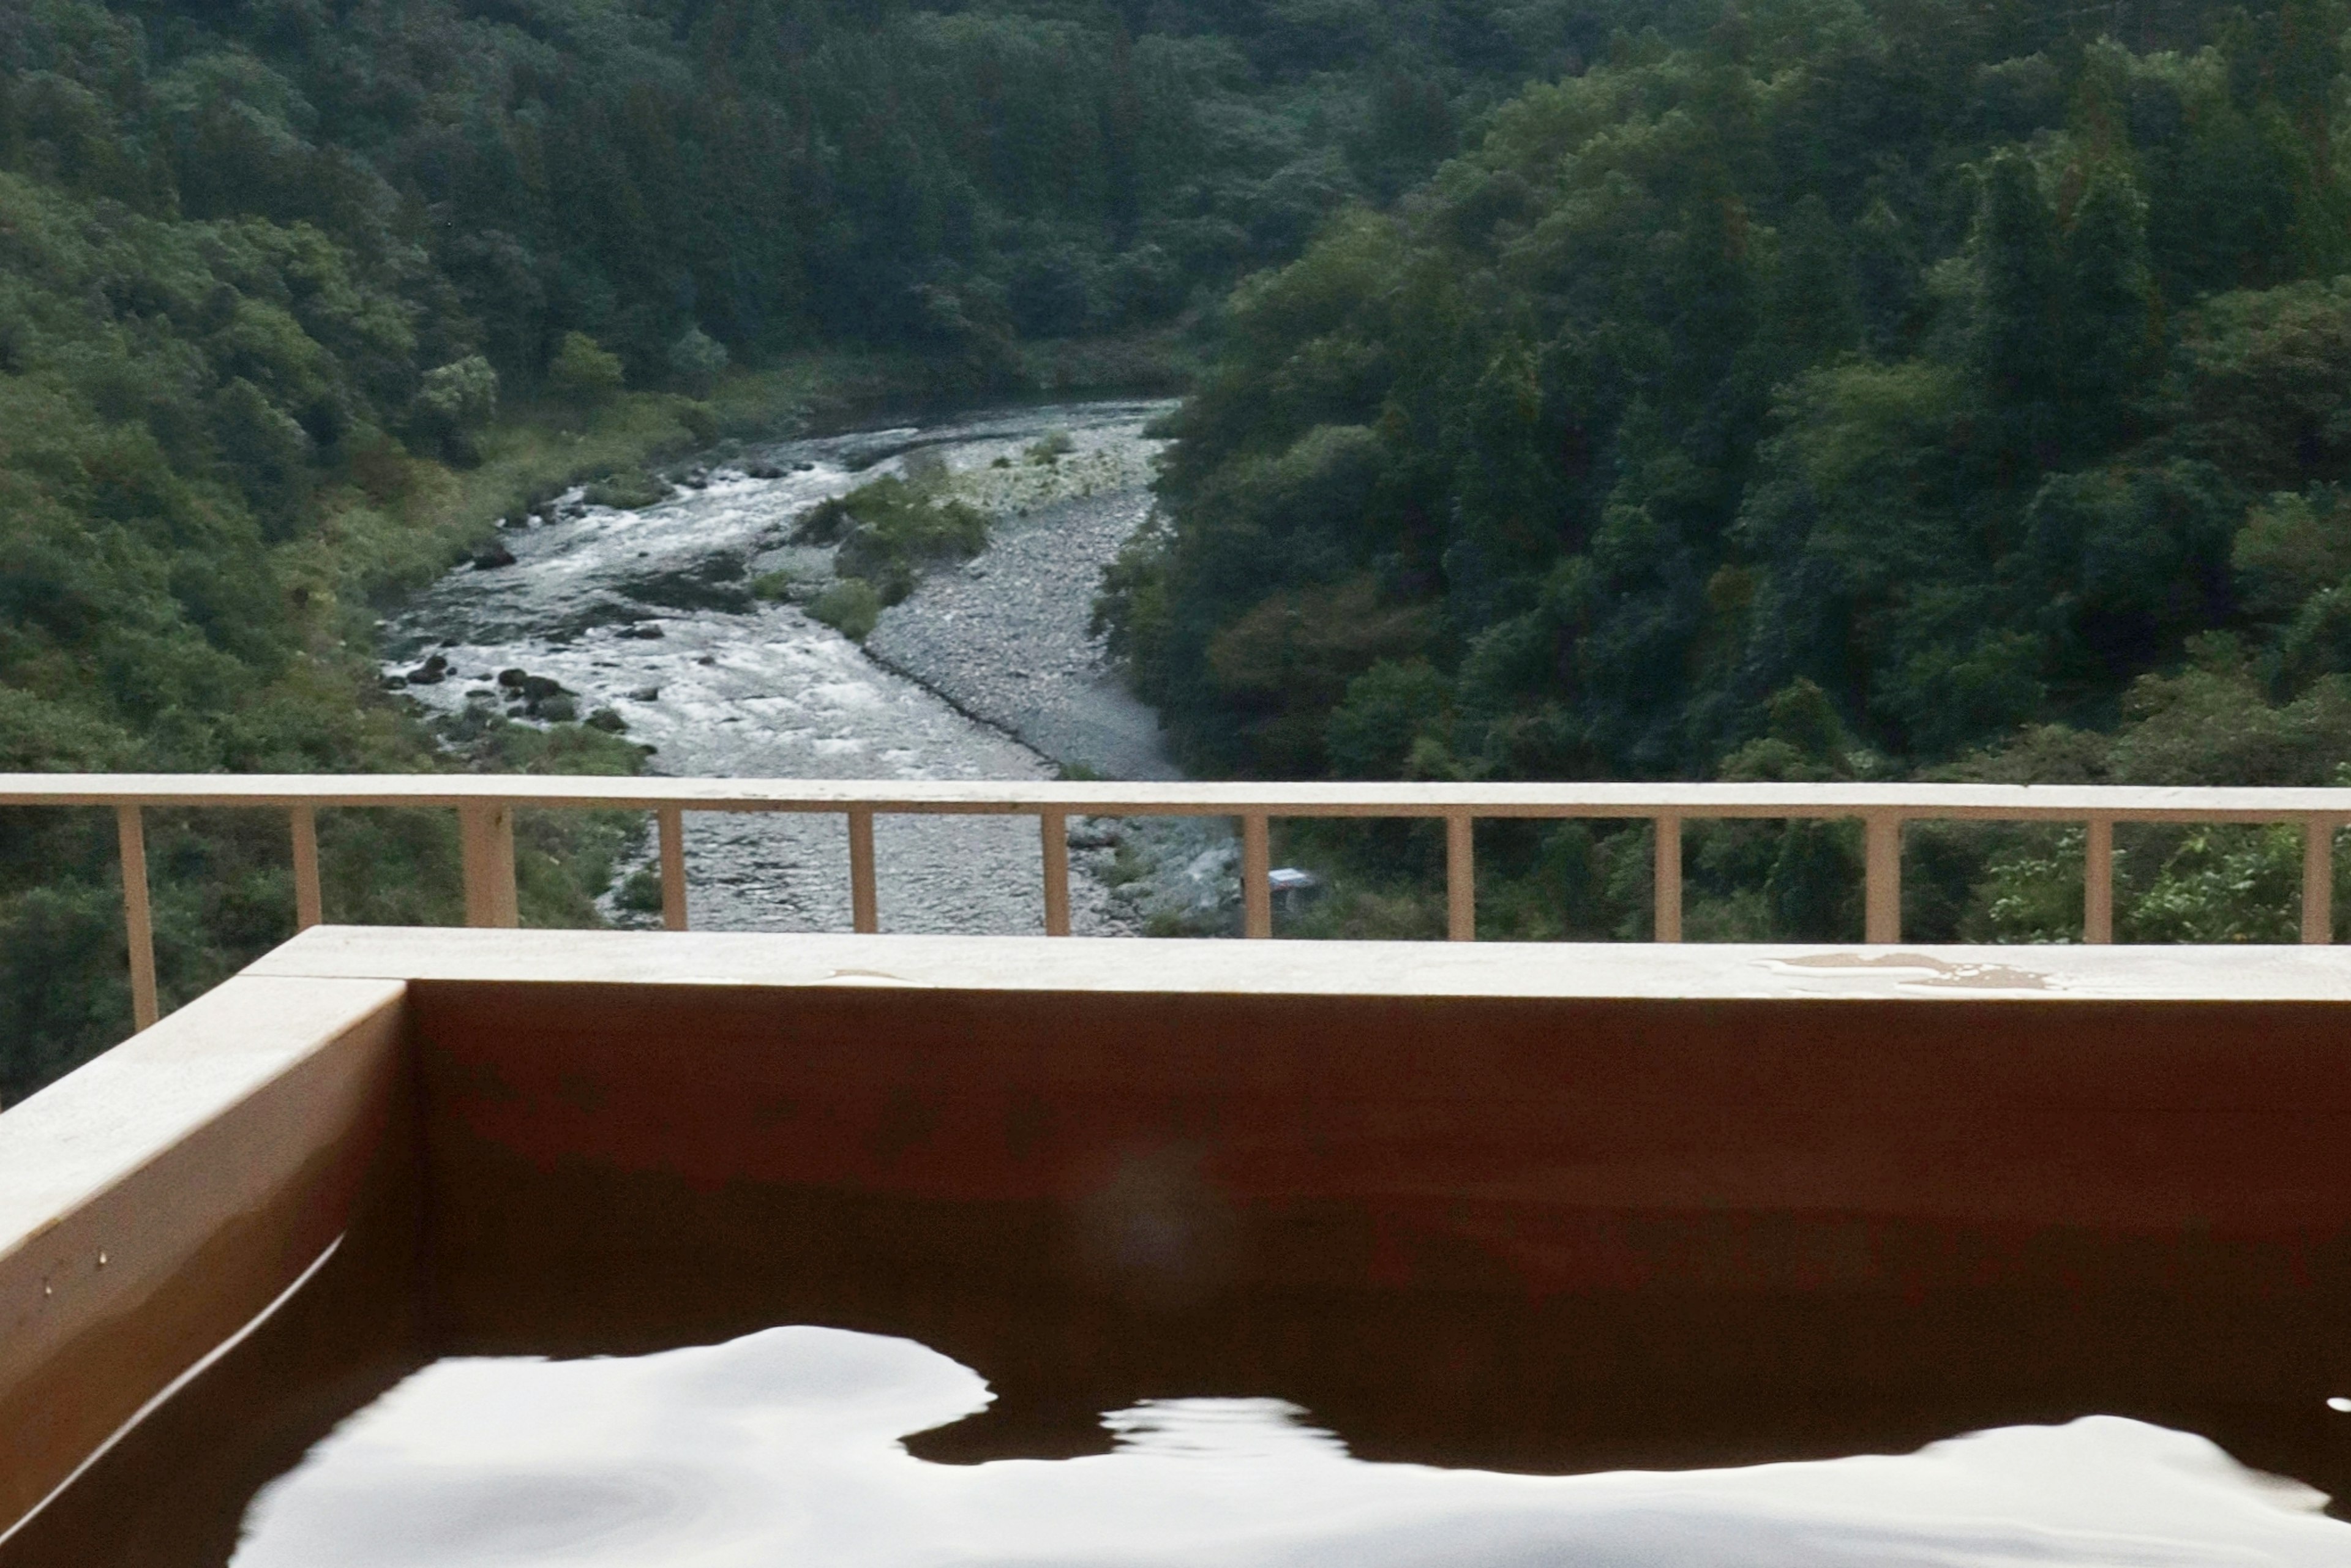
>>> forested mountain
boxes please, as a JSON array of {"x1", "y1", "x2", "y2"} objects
[
  {"x1": 0, "y1": 0, "x2": 1659, "y2": 1097},
  {"x1": 1103, "y1": 0, "x2": 2351, "y2": 940}
]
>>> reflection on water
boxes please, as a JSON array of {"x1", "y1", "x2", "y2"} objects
[{"x1": 231, "y1": 1326, "x2": 2348, "y2": 1567}]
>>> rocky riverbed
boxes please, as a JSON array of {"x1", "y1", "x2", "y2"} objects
[
  {"x1": 380, "y1": 400, "x2": 1239, "y2": 936},
  {"x1": 865, "y1": 490, "x2": 1172, "y2": 782}
]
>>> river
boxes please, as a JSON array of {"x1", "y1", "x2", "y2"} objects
[{"x1": 378, "y1": 400, "x2": 1188, "y2": 937}]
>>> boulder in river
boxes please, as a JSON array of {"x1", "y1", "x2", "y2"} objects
[
  {"x1": 619, "y1": 621, "x2": 666, "y2": 639},
  {"x1": 405, "y1": 653, "x2": 449, "y2": 685},
  {"x1": 586, "y1": 708, "x2": 628, "y2": 732},
  {"x1": 472, "y1": 542, "x2": 517, "y2": 570},
  {"x1": 744, "y1": 462, "x2": 784, "y2": 479},
  {"x1": 497, "y1": 667, "x2": 528, "y2": 689},
  {"x1": 628, "y1": 686, "x2": 661, "y2": 702}
]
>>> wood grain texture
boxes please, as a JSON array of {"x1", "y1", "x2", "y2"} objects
[
  {"x1": 413, "y1": 978, "x2": 2351, "y2": 1258},
  {"x1": 251, "y1": 925, "x2": 2351, "y2": 1001},
  {"x1": 0, "y1": 976, "x2": 410, "y2": 1539},
  {"x1": 17, "y1": 773, "x2": 2351, "y2": 820}
]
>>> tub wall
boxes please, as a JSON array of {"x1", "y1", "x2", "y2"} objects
[
  {"x1": 0, "y1": 977, "x2": 418, "y2": 1544},
  {"x1": 412, "y1": 981, "x2": 2351, "y2": 1466}
]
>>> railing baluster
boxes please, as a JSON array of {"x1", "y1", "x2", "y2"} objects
[
  {"x1": 1654, "y1": 814, "x2": 1682, "y2": 942},
  {"x1": 1446, "y1": 811, "x2": 1475, "y2": 941},
  {"x1": 457, "y1": 802, "x2": 519, "y2": 928},
  {"x1": 116, "y1": 805, "x2": 158, "y2": 1031},
  {"x1": 1864, "y1": 814, "x2": 1902, "y2": 944},
  {"x1": 847, "y1": 807, "x2": 878, "y2": 934},
  {"x1": 657, "y1": 805, "x2": 689, "y2": 931},
  {"x1": 2304, "y1": 817, "x2": 2333, "y2": 945},
  {"x1": 2083, "y1": 819, "x2": 2114, "y2": 945},
  {"x1": 1040, "y1": 811, "x2": 1071, "y2": 937},
  {"x1": 1241, "y1": 813, "x2": 1272, "y2": 938},
  {"x1": 289, "y1": 805, "x2": 323, "y2": 930}
]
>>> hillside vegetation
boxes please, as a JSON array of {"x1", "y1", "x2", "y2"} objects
[
  {"x1": 6, "y1": 0, "x2": 1669, "y2": 382},
  {"x1": 1103, "y1": 0, "x2": 2351, "y2": 940},
  {"x1": 0, "y1": 0, "x2": 1680, "y2": 1097}
]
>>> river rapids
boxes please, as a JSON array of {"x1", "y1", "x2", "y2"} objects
[{"x1": 378, "y1": 400, "x2": 1188, "y2": 937}]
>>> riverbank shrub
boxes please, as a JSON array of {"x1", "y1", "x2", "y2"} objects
[
  {"x1": 615, "y1": 868, "x2": 666, "y2": 917},
  {"x1": 811, "y1": 580, "x2": 885, "y2": 642},
  {"x1": 584, "y1": 469, "x2": 673, "y2": 511},
  {"x1": 410, "y1": 358, "x2": 501, "y2": 465},
  {"x1": 549, "y1": 334, "x2": 628, "y2": 408},
  {"x1": 801, "y1": 477, "x2": 991, "y2": 605},
  {"x1": 668, "y1": 331, "x2": 732, "y2": 400}
]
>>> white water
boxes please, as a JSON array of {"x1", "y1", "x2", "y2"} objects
[{"x1": 381, "y1": 402, "x2": 1169, "y2": 934}]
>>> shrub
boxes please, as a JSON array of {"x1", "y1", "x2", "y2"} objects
[
  {"x1": 811, "y1": 578, "x2": 883, "y2": 640},
  {"x1": 796, "y1": 475, "x2": 989, "y2": 603},
  {"x1": 547, "y1": 331, "x2": 624, "y2": 405},
  {"x1": 409, "y1": 356, "x2": 500, "y2": 463},
  {"x1": 1326, "y1": 658, "x2": 1454, "y2": 778},
  {"x1": 585, "y1": 468, "x2": 670, "y2": 509},
  {"x1": 667, "y1": 327, "x2": 729, "y2": 396},
  {"x1": 616, "y1": 868, "x2": 665, "y2": 913}
]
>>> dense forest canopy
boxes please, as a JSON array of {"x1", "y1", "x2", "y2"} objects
[
  {"x1": 1093, "y1": 0, "x2": 2351, "y2": 939},
  {"x1": 4, "y1": 0, "x2": 1657, "y2": 383},
  {"x1": 1112, "y1": 0, "x2": 2351, "y2": 782}
]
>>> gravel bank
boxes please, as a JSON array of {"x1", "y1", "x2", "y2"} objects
[
  {"x1": 863, "y1": 487, "x2": 1179, "y2": 781},
  {"x1": 838, "y1": 420, "x2": 1240, "y2": 932}
]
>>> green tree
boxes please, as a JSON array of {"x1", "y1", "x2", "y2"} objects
[
  {"x1": 410, "y1": 356, "x2": 499, "y2": 463},
  {"x1": 665, "y1": 328, "x2": 729, "y2": 397},
  {"x1": 547, "y1": 332, "x2": 626, "y2": 406}
]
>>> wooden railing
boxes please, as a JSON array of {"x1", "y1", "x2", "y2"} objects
[{"x1": 7, "y1": 775, "x2": 2351, "y2": 1031}]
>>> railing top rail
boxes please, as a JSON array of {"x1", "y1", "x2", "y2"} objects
[{"x1": 7, "y1": 773, "x2": 2351, "y2": 821}]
